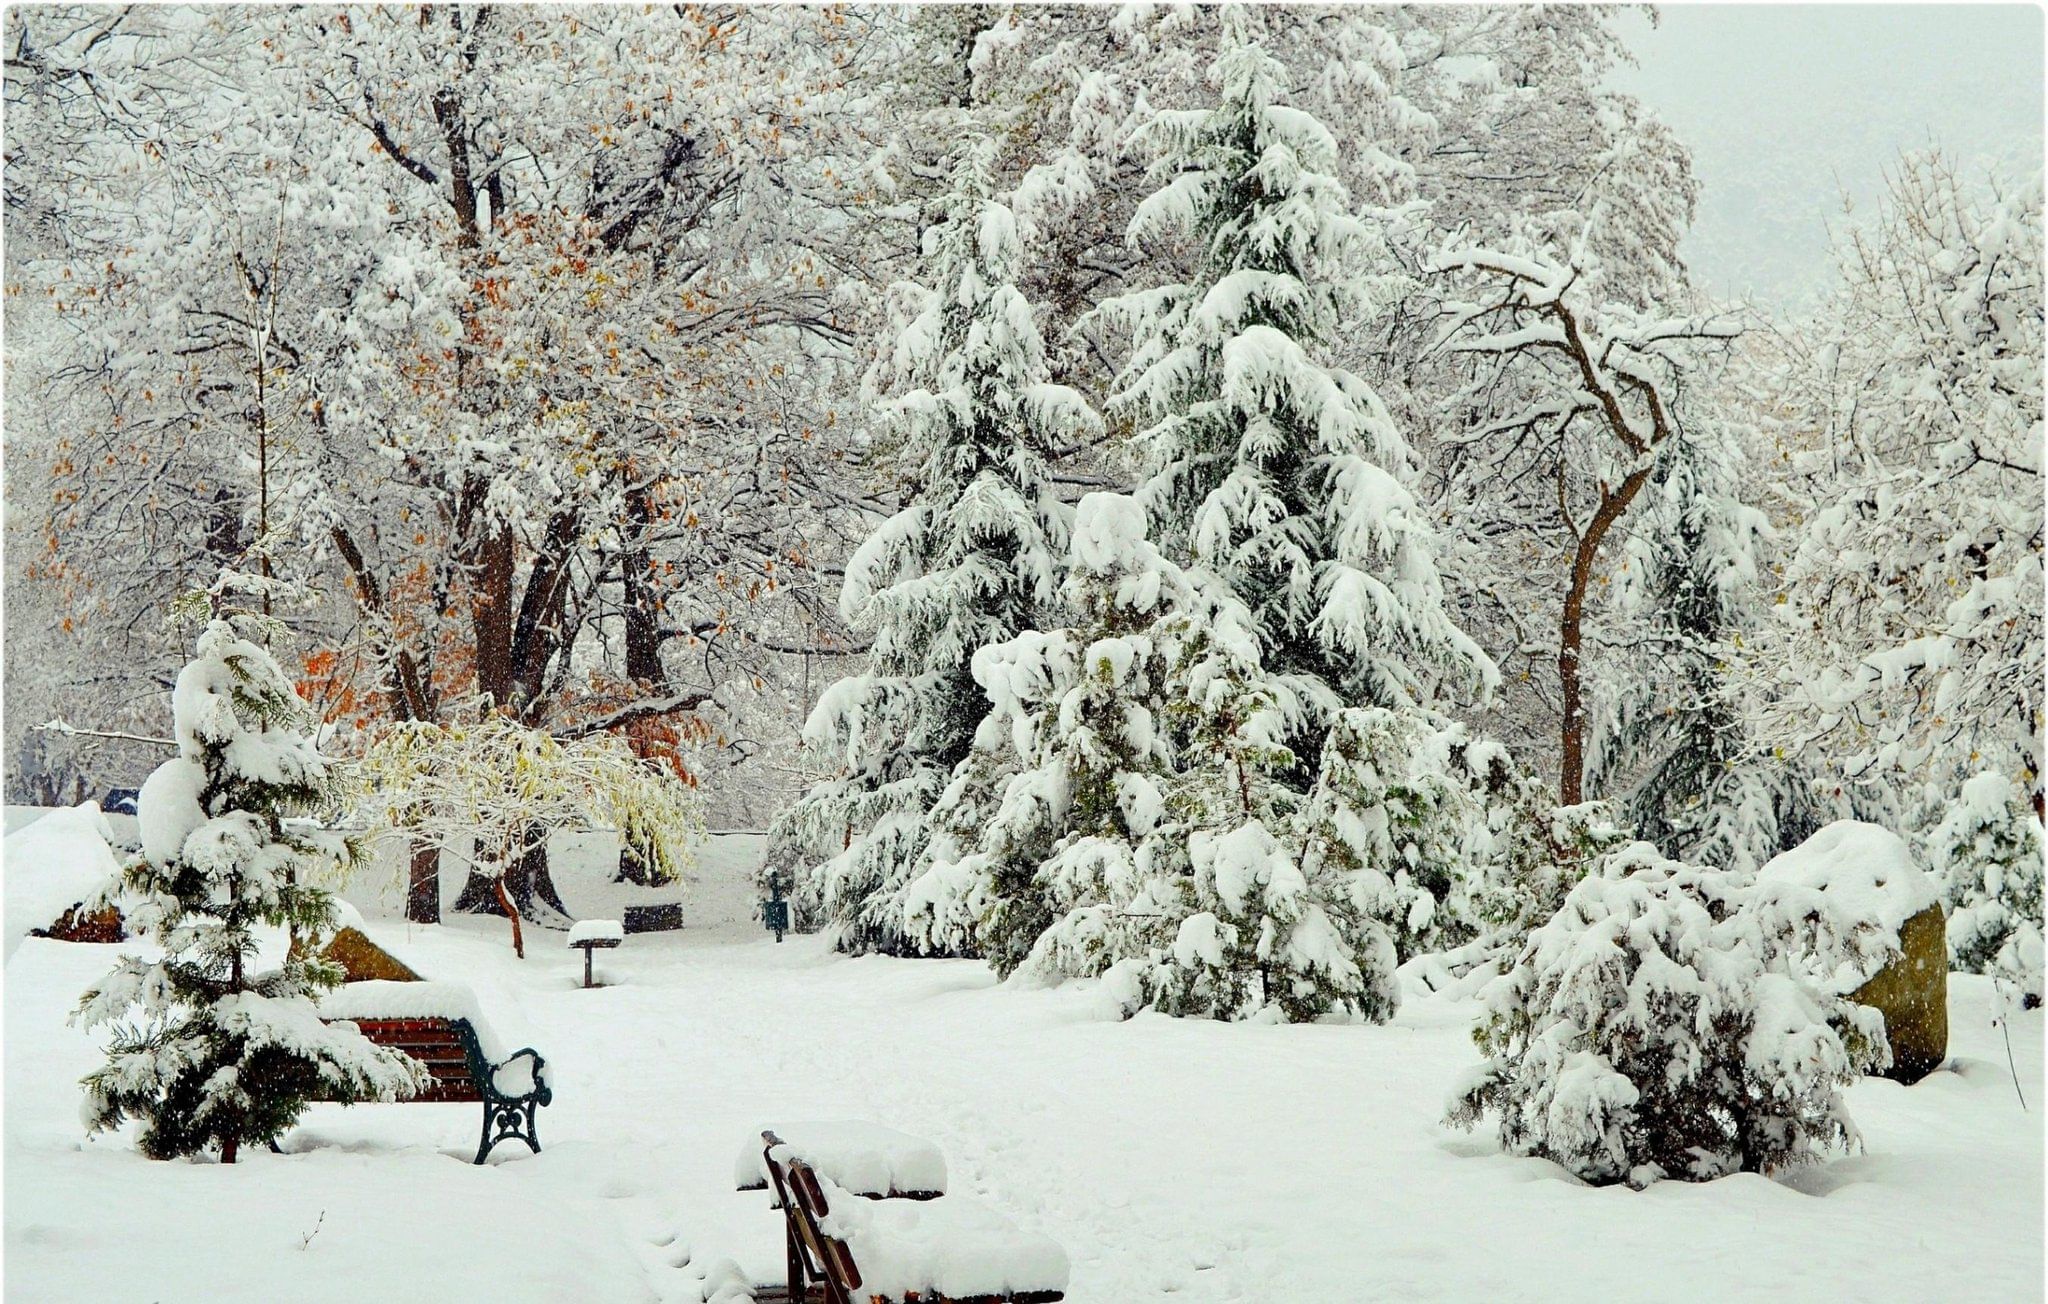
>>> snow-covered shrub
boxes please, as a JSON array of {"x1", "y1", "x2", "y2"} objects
[
  {"x1": 1463, "y1": 791, "x2": 1630, "y2": 959},
  {"x1": 1450, "y1": 843, "x2": 1888, "y2": 1188},
  {"x1": 1132, "y1": 818, "x2": 1397, "y2": 1024},
  {"x1": 358, "y1": 713, "x2": 702, "y2": 956},
  {"x1": 1929, "y1": 773, "x2": 2044, "y2": 1001},
  {"x1": 1296, "y1": 706, "x2": 1476, "y2": 962},
  {"x1": 75, "y1": 617, "x2": 426, "y2": 1162}
]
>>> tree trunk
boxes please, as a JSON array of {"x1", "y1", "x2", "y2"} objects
[
  {"x1": 503, "y1": 823, "x2": 570, "y2": 918},
  {"x1": 494, "y1": 877, "x2": 525, "y2": 959},
  {"x1": 459, "y1": 823, "x2": 568, "y2": 919},
  {"x1": 452, "y1": 865, "x2": 501, "y2": 914},
  {"x1": 1557, "y1": 468, "x2": 1654, "y2": 807},
  {"x1": 470, "y1": 521, "x2": 517, "y2": 708},
  {"x1": 622, "y1": 485, "x2": 665, "y2": 686},
  {"x1": 222, "y1": 1137, "x2": 239, "y2": 1165},
  {"x1": 405, "y1": 841, "x2": 440, "y2": 924}
]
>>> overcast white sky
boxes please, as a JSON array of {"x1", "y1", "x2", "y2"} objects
[{"x1": 1611, "y1": 4, "x2": 2043, "y2": 308}]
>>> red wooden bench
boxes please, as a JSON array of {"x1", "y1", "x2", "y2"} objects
[{"x1": 346, "y1": 1016, "x2": 549, "y2": 1163}]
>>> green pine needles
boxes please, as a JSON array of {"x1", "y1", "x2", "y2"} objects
[{"x1": 74, "y1": 616, "x2": 424, "y2": 1162}]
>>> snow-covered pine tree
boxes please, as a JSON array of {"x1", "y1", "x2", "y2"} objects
[
  {"x1": 773, "y1": 140, "x2": 1099, "y2": 954},
  {"x1": 74, "y1": 616, "x2": 424, "y2": 1162},
  {"x1": 1296, "y1": 706, "x2": 1479, "y2": 964},
  {"x1": 1134, "y1": 573, "x2": 1398, "y2": 1023},
  {"x1": 933, "y1": 493, "x2": 1187, "y2": 980},
  {"x1": 1929, "y1": 772, "x2": 2044, "y2": 1002},
  {"x1": 1101, "y1": 20, "x2": 1492, "y2": 758},
  {"x1": 1592, "y1": 424, "x2": 1827, "y2": 872}
]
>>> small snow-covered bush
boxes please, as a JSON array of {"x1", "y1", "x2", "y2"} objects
[
  {"x1": 1449, "y1": 843, "x2": 1887, "y2": 1188},
  {"x1": 1134, "y1": 819, "x2": 1398, "y2": 1024},
  {"x1": 1929, "y1": 772, "x2": 2043, "y2": 1001},
  {"x1": 1297, "y1": 707, "x2": 1475, "y2": 963}
]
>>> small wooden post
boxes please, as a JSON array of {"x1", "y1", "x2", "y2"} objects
[{"x1": 568, "y1": 926, "x2": 622, "y2": 989}]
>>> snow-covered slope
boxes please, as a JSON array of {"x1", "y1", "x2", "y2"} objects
[
  {"x1": 3, "y1": 802, "x2": 122, "y2": 962},
  {"x1": 6, "y1": 910, "x2": 2040, "y2": 1301}
]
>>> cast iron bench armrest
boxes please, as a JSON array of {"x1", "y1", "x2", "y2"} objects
[{"x1": 306, "y1": 1013, "x2": 552, "y2": 1164}]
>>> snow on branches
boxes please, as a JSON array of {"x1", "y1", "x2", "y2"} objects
[
  {"x1": 1100, "y1": 26, "x2": 1491, "y2": 730},
  {"x1": 1450, "y1": 842, "x2": 1888, "y2": 1188},
  {"x1": 772, "y1": 142, "x2": 1097, "y2": 955},
  {"x1": 75, "y1": 617, "x2": 425, "y2": 1162},
  {"x1": 357, "y1": 714, "x2": 703, "y2": 956}
]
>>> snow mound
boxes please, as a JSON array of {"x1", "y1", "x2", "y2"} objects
[
  {"x1": 734, "y1": 1122, "x2": 948, "y2": 1197},
  {"x1": 1755, "y1": 820, "x2": 1940, "y2": 933},
  {"x1": 3, "y1": 802, "x2": 123, "y2": 963},
  {"x1": 812, "y1": 1172, "x2": 1070, "y2": 1300}
]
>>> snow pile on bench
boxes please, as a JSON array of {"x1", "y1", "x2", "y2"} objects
[
  {"x1": 1751, "y1": 820, "x2": 1941, "y2": 994},
  {"x1": 316, "y1": 978, "x2": 541, "y2": 1084},
  {"x1": 3, "y1": 803, "x2": 123, "y2": 963},
  {"x1": 813, "y1": 1172, "x2": 1070, "y2": 1301},
  {"x1": 568, "y1": 919, "x2": 624, "y2": 945},
  {"x1": 736, "y1": 1122, "x2": 948, "y2": 1197}
]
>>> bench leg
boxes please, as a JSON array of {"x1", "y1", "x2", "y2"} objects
[
  {"x1": 787, "y1": 1217, "x2": 805, "y2": 1303},
  {"x1": 475, "y1": 1097, "x2": 542, "y2": 1164}
]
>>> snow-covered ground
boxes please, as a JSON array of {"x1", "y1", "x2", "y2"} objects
[{"x1": 4, "y1": 813, "x2": 2042, "y2": 1302}]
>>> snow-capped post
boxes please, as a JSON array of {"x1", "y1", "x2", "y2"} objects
[
  {"x1": 568, "y1": 919, "x2": 624, "y2": 988},
  {"x1": 73, "y1": 614, "x2": 427, "y2": 1163},
  {"x1": 358, "y1": 715, "x2": 703, "y2": 958}
]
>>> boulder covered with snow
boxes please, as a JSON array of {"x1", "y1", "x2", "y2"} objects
[
  {"x1": 3, "y1": 802, "x2": 125, "y2": 963},
  {"x1": 1755, "y1": 820, "x2": 1948, "y2": 1082}
]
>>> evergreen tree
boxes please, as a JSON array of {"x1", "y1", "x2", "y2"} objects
[
  {"x1": 1593, "y1": 426, "x2": 1827, "y2": 871},
  {"x1": 1296, "y1": 706, "x2": 1476, "y2": 964},
  {"x1": 942, "y1": 493, "x2": 1189, "y2": 979},
  {"x1": 1100, "y1": 22, "x2": 1491, "y2": 760},
  {"x1": 773, "y1": 141, "x2": 1099, "y2": 954},
  {"x1": 917, "y1": 494, "x2": 1398, "y2": 1021},
  {"x1": 74, "y1": 615, "x2": 424, "y2": 1162},
  {"x1": 1929, "y1": 772, "x2": 2044, "y2": 1002}
]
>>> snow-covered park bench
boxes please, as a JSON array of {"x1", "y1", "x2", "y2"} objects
[
  {"x1": 747, "y1": 1127, "x2": 1068, "y2": 1304},
  {"x1": 312, "y1": 982, "x2": 553, "y2": 1164}
]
